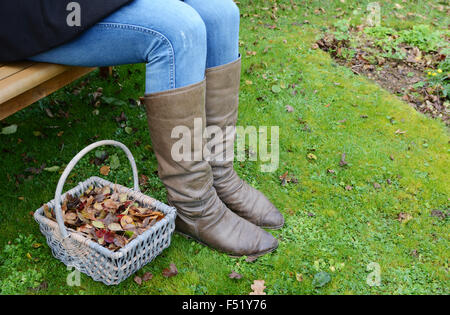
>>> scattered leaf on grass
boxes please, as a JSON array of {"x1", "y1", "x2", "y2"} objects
[
  {"x1": 245, "y1": 256, "x2": 258, "y2": 263},
  {"x1": 313, "y1": 271, "x2": 331, "y2": 288},
  {"x1": 115, "y1": 112, "x2": 127, "y2": 123},
  {"x1": 102, "y1": 96, "x2": 127, "y2": 107},
  {"x1": 125, "y1": 127, "x2": 133, "y2": 135},
  {"x1": 162, "y1": 263, "x2": 178, "y2": 278},
  {"x1": 296, "y1": 273, "x2": 303, "y2": 282},
  {"x1": 272, "y1": 85, "x2": 281, "y2": 93},
  {"x1": 1, "y1": 124, "x2": 18, "y2": 135},
  {"x1": 134, "y1": 276, "x2": 142, "y2": 285},
  {"x1": 285, "y1": 105, "x2": 294, "y2": 112},
  {"x1": 339, "y1": 153, "x2": 348, "y2": 167},
  {"x1": 143, "y1": 272, "x2": 153, "y2": 282},
  {"x1": 430, "y1": 210, "x2": 446, "y2": 220},
  {"x1": 100, "y1": 165, "x2": 111, "y2": 176},
  {"x1": 109, "y1": 154, "x2": 121, "y2": 170},
  {"x1": 307, "y1": 153, "x2": 317, "y2": 160},
  {"x1": 139, "y1": 174, "x2": 149, "y2": 186},
  {"x1": 279, "y1": 171, "x2": 289, "y2": 186},
  {"x1": 398, "y1": 212, "x2": 413, "y2": 223},
  {"x1": 44, "y1": 166, "x2": 60, "y2": 172},
  {"x1": 249, "y1": 280, "x2": 266, "y2": 295},
  {"x1": 229, "y1": 271, "x2": 243, "y2": 279}
]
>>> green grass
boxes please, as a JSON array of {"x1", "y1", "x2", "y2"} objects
[{"x1": 0, "y1": 0, "x2": 448, "y2": 295}]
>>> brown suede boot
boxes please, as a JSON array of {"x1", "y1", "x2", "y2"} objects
[
  {"x1": 143, "y1": 80, "x2": 278, "y2": 257},
  {"x1": 205, "y1": 58, "x2": 284, "y2": 229}
]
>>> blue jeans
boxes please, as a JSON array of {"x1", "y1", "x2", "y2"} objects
[{"x1": 29, "y1": 0, "x2": 240, "y2": 94}]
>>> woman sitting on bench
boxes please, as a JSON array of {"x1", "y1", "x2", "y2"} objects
[{"x1": 0, "y1": 0, "x2": 284, "y2": 257}]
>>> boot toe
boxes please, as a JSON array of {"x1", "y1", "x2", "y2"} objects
[
  {"x1": 256, "y1": 231, "x2": 278, "y2": 256},
  {"x1": 261, "y1": 208, "x2": 285, "y2": 230}
]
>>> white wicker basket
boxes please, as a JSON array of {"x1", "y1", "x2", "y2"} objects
[{"x1": 34, "y1": 140, "x2": 177, "y2": 285}]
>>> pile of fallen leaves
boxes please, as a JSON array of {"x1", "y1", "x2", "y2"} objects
[
  {"x1": 43, "y1": 185, "x2": 165, "y2": 251},
  {"x1": 316, "y1": 26, "x2": 449, "y2": 125}
]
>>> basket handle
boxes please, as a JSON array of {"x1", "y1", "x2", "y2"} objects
[{"x1": 54, "y1": 140, "x2": 140, "y2": 239}]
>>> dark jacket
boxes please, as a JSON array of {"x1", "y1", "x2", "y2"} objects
[{"x1": 0, "y1": 0, "x2": 133, "y2": 62}]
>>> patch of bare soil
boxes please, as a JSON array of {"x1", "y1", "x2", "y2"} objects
[{"x1": 316, "y1": 31, "x2": 449, "y2": 125}]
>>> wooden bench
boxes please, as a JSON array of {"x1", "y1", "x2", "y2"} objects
[{"x1": 0, "y1": 62, "x2": 112, "y2": 120}]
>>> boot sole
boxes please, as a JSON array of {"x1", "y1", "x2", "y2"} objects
[
  {"x1": 175, "y1": 230, "x2": 278, "y2": 258},
  {"x1": 260, "y1": 223, "x2": 284, "y2": 230}
]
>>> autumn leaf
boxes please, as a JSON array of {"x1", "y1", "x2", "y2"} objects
[
  {"x1": 125, "y1": 127, "x2": 133, "y2": 135},
  {"x1": 245, "y1": 256, "x2": 258, "y2": 263},
  {"x1": 46, "y1": 185, "x2": 165, "y2": 251},
  {"x1": 249, "y1": 280, "x2": 266, "y2": 295},
  {"x1": 279, "y1": 171, "x2": 289, "y2": 186},
  {"x1": 271, "y1": 85, "x2": 281, "y2": 93},
  {"x1": 104, "y1": 231, "x2": 115, "y2": 244},
  {"x1": 1, "y1": 124, "x2": 18, "y2": 135},
  {"x1": 134, "y1": 275, "x2": 142, "y2": 285},
  {"x1": 142, "y1": 272, "x2": 153, "y2": 282},
  {"x1": 398, "y1": 212, "x2": 413, "y2": 223},
  {"x1": 44, "y1": 166, "x2": 60, "y2": 172},
  {"x1": 120, "y1": 215, "x2": 134, "y2": 229},
  {"x1": 339, "y1": 153, "x2": 348, "y2": 167},
  {"x1": 285, "y1": 105, "x2": 294, "y2": 112},
  {"x1": 108, "y1": 223, "x2": 123, "y2": 231},
  {"x1": 43, "y1": 204, "x2": 53, "y2": 219},
  {"x1": 313, "y1": 272, "x2": 331, "y2": 288},
  {"x1": 228, "y1": 271, "x2": 243, "y2": 279},
  {"x1": 92, "y1": 221, "x2": 105, "y2": 229},
  {"x1": 307, "y1": 153, "x2": 317, "y2": 160},
  {"x1": 139, "y1": 174, "x2": 149, "y2": 186},
  {"x1": 110, "y1": 154, "x2": 121, "y2": 170},
  {"x1": 162, "y1": 263, "x2": 178, "y2": 278},
  {"x1": 100, "y1": 165, "x2": 111, "y2": 176}
]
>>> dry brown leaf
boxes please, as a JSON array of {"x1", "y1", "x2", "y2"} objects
[
  {"x1": 134, "y1": 276, "x2": 142, "y2": 285},
  {"x1": 142, "y1": 272, "x2": 153, "y2": 282},
  {"x1": 229, "y1": 271, "x2": 243, "y2": 279},
  {"x1": 100, "y1": 165, "x2": 111, "y2": 176},
  {"x1": 162, "y1": 263, "x2": 178, "y2": 278},
  {"x1": 249, "y1": 280, "x2": 267, "y2": 295}
]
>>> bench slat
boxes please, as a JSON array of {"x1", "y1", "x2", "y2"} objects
[
  {"x1": 0, "y1": 66, "x2": 94, "y2": 120},
  {"x1": 0, "y1": 63, "x2": 77, "y2": 104},
  {"x1": 0, "y1": 61, "x2": 35, "y2": 80}
]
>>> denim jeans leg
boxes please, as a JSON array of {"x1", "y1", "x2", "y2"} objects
[
  {"x1": 184, "y1": 0, "x2": 240, "y2": 68},
  {"x1": 29, "y1": 0, "x2": 207, "y2": 94}
]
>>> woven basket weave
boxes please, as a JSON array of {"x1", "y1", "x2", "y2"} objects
[{"x1": 34, "y1": 140, "x2": 177, "y2": 285}]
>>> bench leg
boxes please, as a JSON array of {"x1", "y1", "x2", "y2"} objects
[{"x1": 99, "y1": 66, "x2": 113, "y2": 78}]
